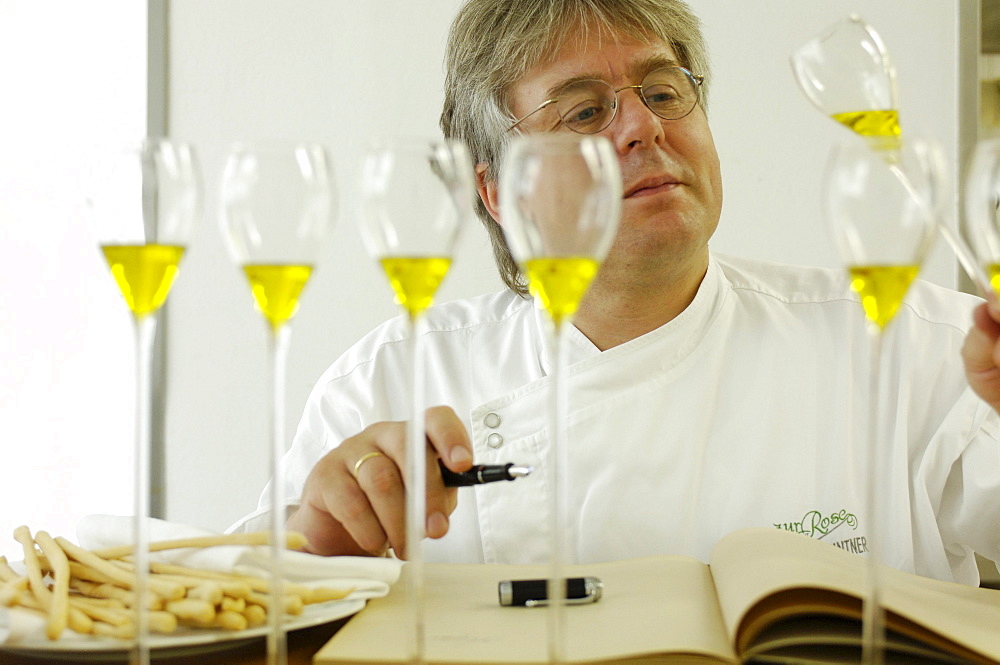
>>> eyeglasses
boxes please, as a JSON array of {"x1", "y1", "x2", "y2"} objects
[{"x1": 507, "y1": 65, "x2": 704, "y2": 135}]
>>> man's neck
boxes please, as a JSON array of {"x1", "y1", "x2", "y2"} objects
[{"x1": 572, "y1": 251, "x2": 710, "y2": 351}]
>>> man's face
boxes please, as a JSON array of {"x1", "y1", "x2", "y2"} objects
[{"x1": 503, "y1": 29, "x2": 723, "y2": 278}]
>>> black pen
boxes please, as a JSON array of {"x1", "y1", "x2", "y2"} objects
[
  {"x1": 438, "y1": 460, "x2": 533, "y2": 487},
  {"x1": 498, "y1": 577, "x2": 603, "y2": 607}
]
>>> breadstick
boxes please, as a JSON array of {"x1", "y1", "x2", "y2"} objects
[
  {"x1": 55, "y1": 537, "x2": 185, "y2": 600},
  {"x1": 220, "y1": 595, "x2": 246, "y2": 613},
  {"x1": 91, "y1": 531, "x2": 308, "y2": 560},
  {"x1": 165, "y1": 598, "x2": 215, "y2": 624},
  {"x1": 63, "y1": 560, "x2": 117, "y2": 585},
  {"x1": 242, "y1": 603, "x2": 267, "y2": 627},
  {"x1": 67, "y1": 599, "x2": 129, "y2": 627},
  {"x1": 81, "y1": 603, "x2": 177, "y2": 634},
  {"x1": 300, "y1": 586, "x2": 354, "y2": 604},
  {"x1": 5, "y1": 576, "x2": 29, "y2": 591},
  {"x1": 92, "y1": 621, "x2": 131, "y2": 639},
  {"x1": 6, "y1": 525, "x2": 339, "y2": 643},
  {"x1": 70, "y1": 600, "x2": 177, "y2": 634},
  {"x1": 70, "y1": 579, "x2": 161, "y2": 610},
  {"x1": 65, "y1": 559, "x2": 185, "y2": 602},
  {"x1": 13, "y1": 526, "x2": 53, "y2": 615},
  {"x1": 51, "y1": 557, "x2": 173, "y2": 604},
  {"x1": 90, "y1": 615, "x2": 183, "y2": 638},
  {"x1": 145, "y1": 562, "x2": 254, "y2": 598},
  {"x1": 0, "y1": 584, "x2": 17, "y2": 606},
  {"x1": 35, "y1": 531, "x2": 70, "y2": 639},
  {"x1": 0, "y1": 556, "x2": 23, "y2": 583},
  {"x1": 68, "y1": 594, "x2": 127, "y2": 610},
  {"x1": 9, "y1": 588, "x2": 94, "y2": 635},
  {"x1": 186, "y1": 582, "x2": 223, "y2": 606},
  {"x1": 246, "y1": 590, "x2": 304, "y2": 615},
  {"x1": 213, "y1": 610, "x2": 248, "y2": 631}
]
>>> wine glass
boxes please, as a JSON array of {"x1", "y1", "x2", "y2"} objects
[
  {"x1": 791, "y1": 16, "x2": 994, "y2": 302},
  {"x1": 824, "y1": 136, "x2": 943, "y2": 665},
  {"x1": 90, "y1": 138, "x2": 200, "y2": 665},
  {"x1": 357, "y1": 138, "x2": 474, "y2": 663},
  {"x1": 219, "y1": 140, "x2": 335, "y2": 665},
  {"x1": 965, "y1": 139, "x2": 1000, "y2": 298},
  {"x1": 791, "y1": 15, "x2": 900, "y2": 153},
  {"x1": 498, "y1": 134, "x2": 621, "y2": 663}
]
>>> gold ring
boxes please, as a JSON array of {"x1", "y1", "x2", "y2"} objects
[{"x1": 352, "y1": 451, "x2": 384, "y2": 480}]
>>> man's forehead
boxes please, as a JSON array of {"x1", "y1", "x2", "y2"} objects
[
  {"x1": 536, "y1": 29, "x2": 673, "y2": 72},
  {"x1": 511, "y1": 31, "x2": 679, "y2": 103}
]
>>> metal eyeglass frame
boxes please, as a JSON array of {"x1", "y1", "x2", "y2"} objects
[{"x1": 506, "y1": 65, "x2": 705, "y2": 134}]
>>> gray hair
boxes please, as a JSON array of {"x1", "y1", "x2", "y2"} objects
[{"x1": 439, "y1": 0, "x2": 711, "y2": 295}]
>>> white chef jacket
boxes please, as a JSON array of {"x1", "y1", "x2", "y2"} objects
[{"x1": 231, "y1": 254, "x2": 1000, "y2": 585}]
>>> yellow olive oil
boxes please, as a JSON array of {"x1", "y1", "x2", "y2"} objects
[
  {"x1": 831, "y1": 109, "x2": 902, "y2": 152},
  {"x1": 848, "y1": 264, "x2": 919, "y2": 330},
  {"x1": 379, "y1": 256, "x2": 452, "y2": 318},
  {"x1": 101, "y1": 244, "x2": 185, "y2": 318},
  {"x1": 242, "y1": 264, "x2": 313, "y2": 330},
  {"x1": 524, "y1": 257, "x2": 599, "y2": 327},
  {"x1": 987, "y1": 264, "x2": 1000, "y2": 297}
]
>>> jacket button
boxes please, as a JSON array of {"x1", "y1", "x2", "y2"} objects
[
  {"x1": 486, "y1": 433, "x2": 504, "y2": 448},
  {"x1": 484, "y1": 412, "x2": 501, "y2": 428}
]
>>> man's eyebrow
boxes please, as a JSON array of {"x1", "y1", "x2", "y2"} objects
[
  {"x1": 629, "y1": 54, "x2": 683, "y2": 78},
  {"x1": 543, "y1": 54, "x2": 683, "y2": 98},
  {"x1": 544, "y1": 74, "x2": 603, "y2": 99}
]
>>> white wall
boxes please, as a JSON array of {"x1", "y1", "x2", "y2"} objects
[
  {"x1": 0, "y1": 1, "x2": 146, "y2": 559},
  {"x1": 698, "y1": 1, "x2": 963, "y2": 282},
  {"x1": 164, "y1": 1, "x2": 970, "y2": 532},
  {"x1": 165, "y1": 0, "x2": 490, "y2": 531}
]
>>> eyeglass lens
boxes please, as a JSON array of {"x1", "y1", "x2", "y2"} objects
[{"x1": 555, "y1": 67, "x2": 699, "y2": 134}]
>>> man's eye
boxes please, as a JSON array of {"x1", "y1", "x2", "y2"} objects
[
  {"x1": 560, "y1": 99, "x2": 609, "y2": 129},
  {"x1": 644, "y1": 85, "x2": 680, "y2": 106}
]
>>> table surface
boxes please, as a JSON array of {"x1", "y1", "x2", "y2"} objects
[{"x1": 0, "y1": 618, "x2": 350, "y2": 665}]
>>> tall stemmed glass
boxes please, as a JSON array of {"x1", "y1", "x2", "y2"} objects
[
  {"x1": 219, "y1": 141, "x2": 335, "y2": 665},
  {"x1": 824, "y1": 137, "x2": 942, "y2": 665},
  {"x1": 791, "y1": 16, "x2": 993, "y2": 301},
  {"x1": 357, "y1": 139, "x2": 474, "y2": 664},
  {"x1": 499, "y1": 135, "x2": 621, "y2": 663},
  {"x1": 791, "y1": 15, "x2": 900, "y2": 153},
  {"x1": 91, "y1": 138, "x2": 200, "y2": 665},
  {"x1": 966, "y1": 139, "x2": 1000, "y2": 297}
]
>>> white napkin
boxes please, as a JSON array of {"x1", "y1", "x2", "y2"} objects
[
  {"x1": 75, "y1": 514, "x2": 402, "y2": 600},
  {"x1": 1, "y1": 607, "x2": 47, "y2": 644}
]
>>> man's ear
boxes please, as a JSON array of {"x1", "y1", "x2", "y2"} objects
[{"x1": 475, "y1": 162, "x2": 501, "y2": 224}]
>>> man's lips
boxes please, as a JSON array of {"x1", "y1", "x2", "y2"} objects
[{"x1": 623, "y1": 175, "x2": 681, "y2": 198}]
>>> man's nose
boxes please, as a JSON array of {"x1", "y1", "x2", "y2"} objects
[{"x1": 608, "y1": 88, "x2": 664, "y2": 152}]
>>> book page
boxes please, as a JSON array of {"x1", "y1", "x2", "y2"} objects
[
  {"x1": 315, "y1": 556, "x2": 738, "y2": 665},
  {"x1": 707, "y1": 527, "x2": 1000, "y2": 663}
]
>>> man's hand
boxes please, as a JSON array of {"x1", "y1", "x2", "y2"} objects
[
  {"x1": 287, "y1": 406, "x2": 473, "y2": 559},
  {"x1": 962, "y1": 302, "x2": 1000, "y2": 413}
]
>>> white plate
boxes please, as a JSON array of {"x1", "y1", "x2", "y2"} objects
[{"x1": 0, "y1": 597, "x2": 365, "y2": 661}]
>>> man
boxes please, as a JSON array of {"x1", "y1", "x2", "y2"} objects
[{"x1": 233, "y1": 0, "x2": 1000, "y2": 585}]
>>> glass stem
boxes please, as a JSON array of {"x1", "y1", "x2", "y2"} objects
[
  {"x1": 406, "y1": 313, "x2": 427, "y2": 664},
  {"x1": 887, "y1": 163, "x2": 995, "y2": 305},
  {"x1": 862, "y1": 323, "x2": 885, "y2": 665},
  {"x1": 130, "y1": 313, "x2": 156, "y2": 665},
  {"x1": 547, "y1": 320, "x2": 569, "y2": 665},
  {"x1": 267, "y1": 323, "x2": 291, "y2": 665}
]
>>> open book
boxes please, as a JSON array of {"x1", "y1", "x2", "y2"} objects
[{"x1": 313, "y1": 527, "x2": 1000, "y2": 664}]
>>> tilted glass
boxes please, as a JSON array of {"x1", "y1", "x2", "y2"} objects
[{"x1": 508, "y1": 66, "x2": 704, "y2": 134}]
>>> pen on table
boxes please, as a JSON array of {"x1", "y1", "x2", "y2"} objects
[
  {"x1": 498, "y1": 577, "x2": 604, "y2": 607},
  {"x1": 438, "y1": 460, "x2": 533, "y2": 487}
]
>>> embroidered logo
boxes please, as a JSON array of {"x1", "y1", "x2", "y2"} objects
[{"x1": 774, "y1": 509, "x2": 868, "y2": 554}]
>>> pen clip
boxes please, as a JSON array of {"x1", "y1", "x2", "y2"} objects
[{"x1": 523, "y1": 595, "x2": 598, "y2": 608}]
